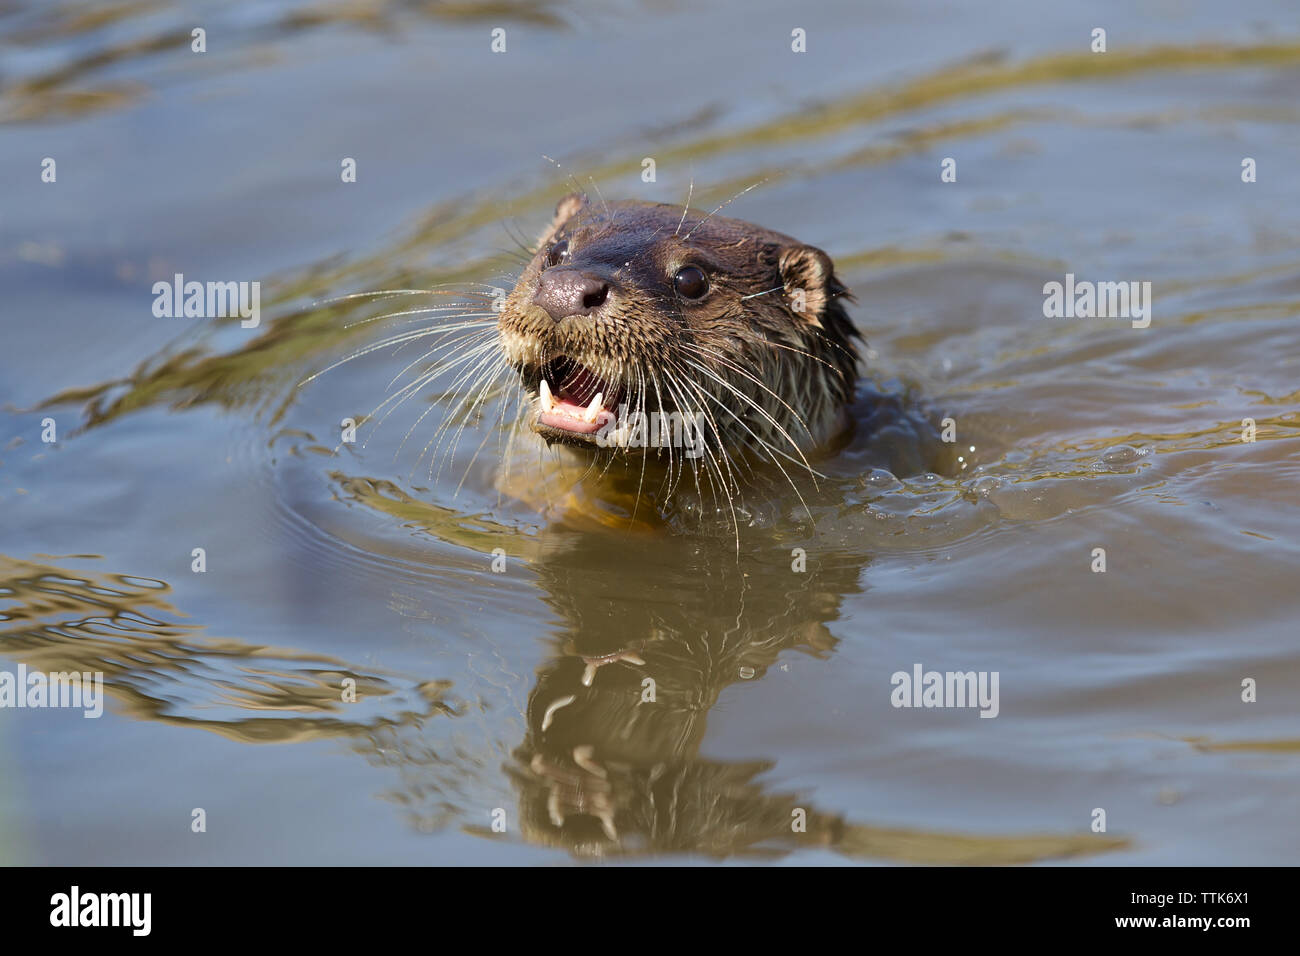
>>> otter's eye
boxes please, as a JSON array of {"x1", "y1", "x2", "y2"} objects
[
  {"x1": 673, "y1": 265, "x2": 709, "y2": 300},
  {"x1": 545, "y1": 239, "x2": 569, "y2": 268}
]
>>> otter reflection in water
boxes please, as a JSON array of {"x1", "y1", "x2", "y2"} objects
[
  {"x1": 506, "y1": 532, "x2": 844, "y2": 858},
  {"x1": 462, "y1": 529, "x2": 1123, "y2": 863}
]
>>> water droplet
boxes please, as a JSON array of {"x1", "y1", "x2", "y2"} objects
[
  {"x1": 1101, "y1": 444, "x2": 1142, "y2": 464},
  {"x1": 862, "y1": 468, "x2": 900, "y2": 490}
]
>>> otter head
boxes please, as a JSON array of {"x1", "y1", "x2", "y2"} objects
[{"x1": 497, "y1": 194, "x2": 860, "y2": 472}]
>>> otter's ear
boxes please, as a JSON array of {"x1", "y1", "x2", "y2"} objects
[
  {"x1": 777, "y1": 244, "x2": 841, "y2": 328},
  {"x1": 553, "y1": 192, "x2": 588, "y2": 223},
  {"x1": 539, "y1": 192, "x2": 588, "y2": 245}
]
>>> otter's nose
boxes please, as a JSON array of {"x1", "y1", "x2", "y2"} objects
[{"x1": 532, "y1": 269, "x2": 609, "y2": 322}]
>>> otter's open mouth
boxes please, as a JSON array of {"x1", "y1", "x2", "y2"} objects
[{"x1": 529, "y1": 356, "x2": 623, "y2": 440}]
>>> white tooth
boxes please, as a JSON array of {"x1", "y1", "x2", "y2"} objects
[
  {"x1": 584, "y1": 392, "x2": 603, "y2": 423},
  {"x1": 539, "y1": 378, "x2": 554, "y2": 412}
]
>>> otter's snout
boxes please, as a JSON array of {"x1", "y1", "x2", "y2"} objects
[{"x1": 532, "y1": 268, "x2": 610, "y2": 322}]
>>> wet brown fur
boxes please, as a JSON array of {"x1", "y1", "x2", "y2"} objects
[{"x1": 497, "y1": 194, "x2": 862, "y2": 490}]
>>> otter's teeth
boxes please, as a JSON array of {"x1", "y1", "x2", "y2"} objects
[
  {"x1": 539, "y1": 378, "x2": 554, "y2": 412},
  {"x1": 583, "y1": 392, "x2": 603, "y2": 423}
]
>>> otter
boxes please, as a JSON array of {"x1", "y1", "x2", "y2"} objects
[{"x1": 496, "y1": 193, "x2": 862, "y2": 502}]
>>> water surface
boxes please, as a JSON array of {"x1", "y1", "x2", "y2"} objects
[{"x1": 1, "y1": 0, "x2": 1298, "y2": 864}]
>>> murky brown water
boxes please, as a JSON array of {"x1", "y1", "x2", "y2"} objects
[{"x1": 1, "y1": 0, "x2": 1298, "y2": 864}]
